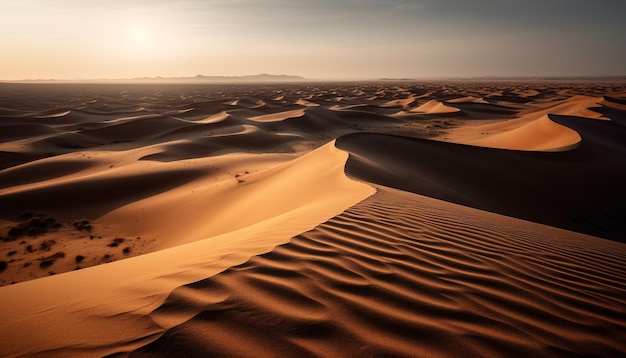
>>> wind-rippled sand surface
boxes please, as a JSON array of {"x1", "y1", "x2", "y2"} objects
[{"x1": 1, "y1": 81, "x2": 625, "y2": 357}]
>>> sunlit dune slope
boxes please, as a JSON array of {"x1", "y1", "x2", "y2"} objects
[
  {"x1": 410, "y1": 99, "x2": 460, "y2": 114},
  {"x1": 0, "y1": 141, "x2": 373, "y2": 357}
]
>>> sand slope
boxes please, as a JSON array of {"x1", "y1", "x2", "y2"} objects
[
  {"x1": 410, "y1": 99, "x2": 460, "y2": 114},
  {"x1": 441, "y1": 94, "x2": 608, "y2": 150},
  {"x1": 458, "y1": 114, "x2": 582, "y2": 151},
  {"x1": 132, "y1": 186, "x2": 626, "y2": 357},
  {"x1": 0, "y1": 142, "x2": 373, "y2": 357}
]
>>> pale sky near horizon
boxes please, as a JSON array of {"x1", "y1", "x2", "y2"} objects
[{"x1": 1, "y1": 0, "x2": 625, "y2": 80}]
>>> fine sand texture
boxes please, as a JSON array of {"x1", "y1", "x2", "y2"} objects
[
  {"x1": 133, "y1": 186, "x2": 626, "y2": 357},
  {"x1": 1, "y1": 80, "x2": 625, "y2": 357}
]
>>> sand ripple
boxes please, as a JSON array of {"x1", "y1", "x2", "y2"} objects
[{"x1": 133, "y1": 187, "x2": 626, "y2": 357}]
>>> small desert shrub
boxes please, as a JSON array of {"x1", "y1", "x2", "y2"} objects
[
  {"x1": 108, "y1": 238, "x2": 125, "y2": 247},
  {"x1": 50, "y1": 252, "x2": 65, "y2": 259},
  {"x1": 27, "y1": 226, "x2": 48, "y2": 237},
  {"x1": 29, "y1": 218, "x2": 43, "y2": 228},
  {"x1": 73, "y1": 220, "x2": 92, "y2": 233},
  {"x1": 8, "y1": 226, "x2": 26, "y2": 238},
  {"x1": 20, "y1": 212, "x2": 35, "y2": 220},
  {"x1": 38, "y1": 252, "x2": 65, "y2": 269},
  {"x1": 7, "y1": 215, "x2": 61, "y2": 239},
  {"x1": 39, "y1": 240, "x2": 56, "y2": 251}
]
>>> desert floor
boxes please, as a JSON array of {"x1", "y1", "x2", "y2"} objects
[{"x1": 1, "y1": 80, "x2": 625, "y2": 357}]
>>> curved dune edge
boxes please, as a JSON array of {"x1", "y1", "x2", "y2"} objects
[
  {"x1": 335, "y1": 118, "x2": 626, "y2": 242},
  {"x1": 101, "y1": 141, "x2": 375, "y2": 251},
  {"x1": 132, "y1": 186, "x2": 626, "y2": 357},
  {"x1": 0, "y1": 141, "x2": 374, "y2": 357},
  {"x1": 457, "y1": 114, "x2": 582, "y2": 151},
  {"x1": 440, "y1": 95, "x2": 605, "y2": 151},
  {"x1": 248, "y1": 108, "x2": 306, "y2": 122}
]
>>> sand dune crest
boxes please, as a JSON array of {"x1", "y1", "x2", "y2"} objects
[{"x1": 410, "y1": 99, "x2": 460, "y2": 114}]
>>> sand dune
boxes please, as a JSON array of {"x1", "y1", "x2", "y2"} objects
[
  {"x1": 103, "y1": 141, "x2": 375, "y2": 251},
  {"x1": 248, "y1": 108, "x2": 306, "y2": 122},
  {"x1": 410, "y1": 99, "x2": 461, "y2": 114},
  {"x1": 596, "y1": 96, "x2": 626, "y2": 126},
  {"x1": 227, "y1": 97, "x2": 266, "y2": 108},
  {"x1": 0, "y1": 124, "x2": 60, "y2": 142},
  {"x1": 441, "y1": 94, "x2": 613, "y2": 149},
  {"x1": 446, "y1": 95, "x2": 488, "y2": 104},
  {"x1": 442, "y1": 101, "x2": 519, "y2": 118},
  {"x1": 133, "y1": 186, "x2": 626, "y2": 357},
  {"x1": 1, "y1": 80, "x2": 626, "y2": 357},
  {"x1": 451, "y1": 114, "x2": 582, "y2": 151},
  {"x1": 381, "y1": 96, "x2": 416, "y2": 108},
  {"x1": 336, "y1": 117, "x2": 626, "y2": 241},
  {"x1": 0, "y1": 141, "x2": 373, "y2": 357}
]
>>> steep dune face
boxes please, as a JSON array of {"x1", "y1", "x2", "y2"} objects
[{"x1": 335, "y1": 116, "x2": 626, "y2": 242}]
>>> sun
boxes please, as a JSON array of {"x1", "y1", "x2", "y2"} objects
[
  {"x1": 118, "y1": 20, "x2": 175, "y2": 59},
  {"x1": 131, "y1": 28, "x2": 147, "y2": 43},
  {"x1": 124, "y1": 26, "x2": 156, "y2": 55}
]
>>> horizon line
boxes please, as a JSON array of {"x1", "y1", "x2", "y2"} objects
[{"x1": 2, "y1": 73, "x2": 626, "y2": 84}]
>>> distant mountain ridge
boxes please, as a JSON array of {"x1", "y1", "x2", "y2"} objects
[
  {"x1": 131, "y1": 73, "x2": 307, "y2": 83},
  {"x1": 5, "y1": 73, "x2": 307, "y2": 84}
]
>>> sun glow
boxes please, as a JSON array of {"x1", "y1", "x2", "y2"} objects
[
  {"x1": 132, "y1": 29, "x2": 147, "y2": 42},
  {"x1": 123, "y1": 25, "x2": 158, "y2": 55}
]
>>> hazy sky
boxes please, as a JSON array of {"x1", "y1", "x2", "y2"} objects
[{"x1": 1, "y1": 0, "x2": 625, "y2": 80}]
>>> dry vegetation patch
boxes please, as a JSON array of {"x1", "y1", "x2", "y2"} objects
[{"x1": 0, "y1": 213, "x2": 150, "y2": 286}]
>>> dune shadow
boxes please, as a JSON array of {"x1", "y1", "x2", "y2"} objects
[{"x1": 336, "y1": 115, "x2": 626, "y2": 242}]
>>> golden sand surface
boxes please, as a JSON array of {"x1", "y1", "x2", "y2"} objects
[{"x1": 1, "y1": 81, "x2": 625, "y2": 357}]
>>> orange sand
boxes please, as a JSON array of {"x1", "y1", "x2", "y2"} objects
[{"x1": 1, "y1": 80, "x2": 625, "y2": 357}]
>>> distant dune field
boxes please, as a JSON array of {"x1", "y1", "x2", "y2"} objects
[{"x1": 1, "y1": 81, "x2": 625, "y2": 357}]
